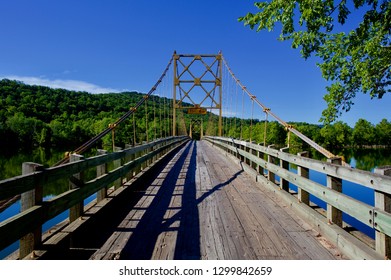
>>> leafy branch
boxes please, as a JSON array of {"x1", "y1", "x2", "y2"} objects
[{"x1": 239, "y1": 0, "x2": 391, "y2": 123}]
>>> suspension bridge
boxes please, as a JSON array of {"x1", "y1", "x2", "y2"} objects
[{"x1": 0, "y1": 52, "x2": 390, "y2": 260}]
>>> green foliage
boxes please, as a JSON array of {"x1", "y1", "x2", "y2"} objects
[
  {"x1": 0, "y1": 79, "x2": 389, "y2": 156},
  {"x1": 0, "y1": 79, "x2": 150, "y2": 150},
  {"x1": 376, "y1": 118, "x2": 391, "y2": 145},
  {"x1": 352, "y1": 118, "x2": 376, "y2": 146},
  {"x1": 239, "y1": 0, "x2": 391, "y2": 123},
  {"x1": 225, "y1": 116, "x2": 390, "y2": 156},
  {"x1": 320, "y1": 121, "x2": 352, "y2": 149}
]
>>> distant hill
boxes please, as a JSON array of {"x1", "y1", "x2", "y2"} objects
[
  {"x1": 0, "y1": 79, "x2": 389, "y2": 153},
  {"x1": 0, "y1": 79, "x2": 173, "y2": 150}
]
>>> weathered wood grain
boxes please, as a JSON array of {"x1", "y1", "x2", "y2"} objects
[
  {"x1": 90, "y1": 140, "x2": 342, "y2": 260},
  {"x1": 0, "y1": 136, "x2": 189, "y2": 254}
]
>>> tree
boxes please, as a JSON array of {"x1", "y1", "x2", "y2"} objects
[
  {"x1": 6, "y1": 112, "x2": 47, "y2": 148},
  {"x1": 375, "y1": 118, "x2": 391, "y2": 145},
  {"x1": 320, "y1": 121, "x2": 352, "y2": 148},
  {"x1": 267, "y1": 121, "x2": 287, "y2": 145},
  {"x1": 239, "y1": 1, "x2": 391, "y2": 123},
  {"x1": 352, "y1": 118, "x2": 375, "y2": 146}
]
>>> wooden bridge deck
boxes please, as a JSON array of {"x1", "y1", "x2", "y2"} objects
[{"x1": 88, "y1": 140, "x2": 342, "y2": 260}]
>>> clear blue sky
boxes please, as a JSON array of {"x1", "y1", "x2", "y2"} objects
[{"x1": 0, "y1": 0, "x2": 389, "y2": 127}]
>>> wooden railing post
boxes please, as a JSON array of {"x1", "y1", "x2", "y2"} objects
[
  {"x1": 280, "y1": 147, "x2": 290, "y2": 192},
  {"x1": 141, "y1": 142, "x2": 147, "y2": 170},
  {"x1": 267, "y1": 145, "x2": 275, "y2": 184},
  {"x1": 257, "y1": 144, "x2": 264, "y2": 177},
  {"x1": 228, "y1": 139, "x2": 232, "y2": 154},
  {"x1": 20, "y1": 162, "x2": 43, "y2": 259},
  {"x1": 240, "y1": 143, "x2": 245, "y2": 162},
  {"x1": 327, "y1": 157, "x2": 343, "y2": 226},
  {"x1": 231, "y1": 139, "x2": 238, "y2": 158},
  {"x1": 135, "y1": 145, "x2": 143, "y2": 176},
  {"x1": 151, "y1": 142, "x2": 158, "y2": 164},
  {"x1": 232, "y1": 139, "x2": 237, "y2": 157},
  {"x1": 148, "y1": 143, "x2": 154, "y2": 166},
  {"x1": 374, "y1": 166, "x2": 391, "y2": 259},
  {"x1": 251, "y1": 143, "x2": 258, "y2": 171},
  {"x1": 245, "y1": 145, "x2": 251, "y2": 166},
  {"x1": 69, "y1": 154, "x2": 84, "y2": 223},
  {"x1": 113, "y1": 147, "x2": 123, "y2": 189},
  {"x1": 96, "y1": 149, "x2": 108, "y2": 202},
  {"x1": 297, "y1": 151, "x2": 310, "y2": 205},
  {"x1": 125, "y1": 144, "x2": 135, "y2": 181}
]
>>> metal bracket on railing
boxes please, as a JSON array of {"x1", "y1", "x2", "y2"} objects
[{"x1": 369, "y1": 208, "x2": 383, "y2": 231}]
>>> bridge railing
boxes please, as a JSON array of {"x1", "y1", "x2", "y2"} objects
[
  {"x1": 205, "y1": 136, "x2": 391, "y2": 260},
  {"x1": 0, "y1": 136, "x2": 189, "y2": 259}
]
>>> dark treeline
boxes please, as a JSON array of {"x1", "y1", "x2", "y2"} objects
[
  {"x1": 221, "y1": 117, "x2": 391, "y2": 153},
  {"x1": 288, "y1": 119, "x2": 391, "y2": 150},
  {"x1": 1, "y1": 79, "x2": 390, "y2": 155}
]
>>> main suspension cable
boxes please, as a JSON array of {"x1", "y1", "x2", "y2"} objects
[
  {"x1": 54, "y1": 53, "x2": 175, "y2": 166},
  {"x1": 221, "y1": 55, "x2": 338, "y2": 160}
]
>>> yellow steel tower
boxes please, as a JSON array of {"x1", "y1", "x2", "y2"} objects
[{"x1": 172, "y1": 52, "x2": 222, "y2": 136}]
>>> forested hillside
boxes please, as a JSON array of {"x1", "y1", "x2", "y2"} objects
[
  {"x1": 0, "y1": 79, "x2": 390, "y2": 154},
  {"x1": 0, "y1": 79, "x2": 171, "y2": 150}
]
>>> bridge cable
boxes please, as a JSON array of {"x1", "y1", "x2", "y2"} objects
[
  {"x1": 158, "y1": 94, "x2": 162, "y2": 138},
  {"x1": 133, "y1": 113, "x2": 136, "y2": 146},
  {"x1": 250, "y1": 98, "x2": 254, "y2": 142},
  {"x1": 221, "y1": 55, "x2": 339, "y2": 161},
  {"x1": 153, "y1": 96, "x2": 157, "y2": 140},
  {"x1": 163, "y1": 93, "x2": 167, "y2": 138},
  {"x1": 111, "y1": 126, "x2": 116, "y2": 152},
  {"x1": 234, "y1": 82, "x2": 238, "y2": 138},
  {"x1": 145, "y1": 96, "x2": 149, "y2": 143},
  {"x1": 54, "y1": 53, "x2": 175, "y2": 166},
  {"x1": 229, "y1": 72, "x2": 235, "y2": 137},
  {"x1": 240, "y1": 88, "x2": 245, "y2": 139},
  {"x1": 264, "y1": 109, "x2": 269, "y2": 146}
]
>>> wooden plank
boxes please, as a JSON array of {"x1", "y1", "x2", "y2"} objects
[
  {"x1": 223, "y1": 144, "x2": 375, "y2": 229},
  {"x1": 88, "y1": 139, "x2": 344, "y2": 260},
  {"x1": 90, "y1": 141, "x2": 192, "y2": 260},
  {"x1": 287, "y1": 231, "x2": 336, "y2": 259},
  {"x1": 0, "y1": 206, "x2": 44, "y2": 250},
  {"x1": 199, "y1": 193, "x2": 225, "y2": 259},
  {"x1": 201, "y1": 140, "x2": 341, "y2": 260},
  {"x1": 152, "y1": 161, "x2": 185, "y2": 259},
  {"x1": 198, "y1": 144, "x2": 236, "y2": 259},
  {"x1": 200, "y1": 142, "x2": 292, "y2": 259},
  {"x1": 239, "y1": 156, "x2": 382, "y2": 260},
  {"x1": 218, "y1": 169, "x2": 306, "y2": 259},
  {"x1": 2, "y1": 138, "x2": 188, "y2": 259}
]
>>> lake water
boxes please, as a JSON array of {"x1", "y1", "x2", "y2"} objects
[
  {"x1": 0, "y1": 147, "x2": 97, "y2": 259},
  {"x1": 0, "y1": 146, "x2": 390, "y2": 259}
]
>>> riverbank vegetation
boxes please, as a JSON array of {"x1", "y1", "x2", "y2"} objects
[{"x1": 1, "y1": 79, "x2": 390, "y2": 155}]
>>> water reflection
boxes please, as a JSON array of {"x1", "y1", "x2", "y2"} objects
[
  {"x1": 0, "y1": 148, "x2": 98, "y2": 259},
  {"x1": 0, "y1": 147, "x2": 65, "y2": 180},
  {"x1": 305, "y1": 147, "x2": 391, "y2": 172}
]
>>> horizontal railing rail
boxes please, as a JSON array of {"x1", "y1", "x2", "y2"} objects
[
  {"x1": 205, "y1": 136, "x2": 391, "y2": 259},
  {"x1": 0, "y1": 137, "x2": 184, "y2": 201},
  {"x1": 0, "y1": 136, "x2": 189, "y2": 259}
]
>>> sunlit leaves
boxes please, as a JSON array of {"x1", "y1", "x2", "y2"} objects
[{"x1": 239, "y1": 1, "x2": 391, "y2": 123}]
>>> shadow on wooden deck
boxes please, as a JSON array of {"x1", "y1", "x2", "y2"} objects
[{"x1": 120, "y1": 141, "x2": 200, "y2": 259}]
